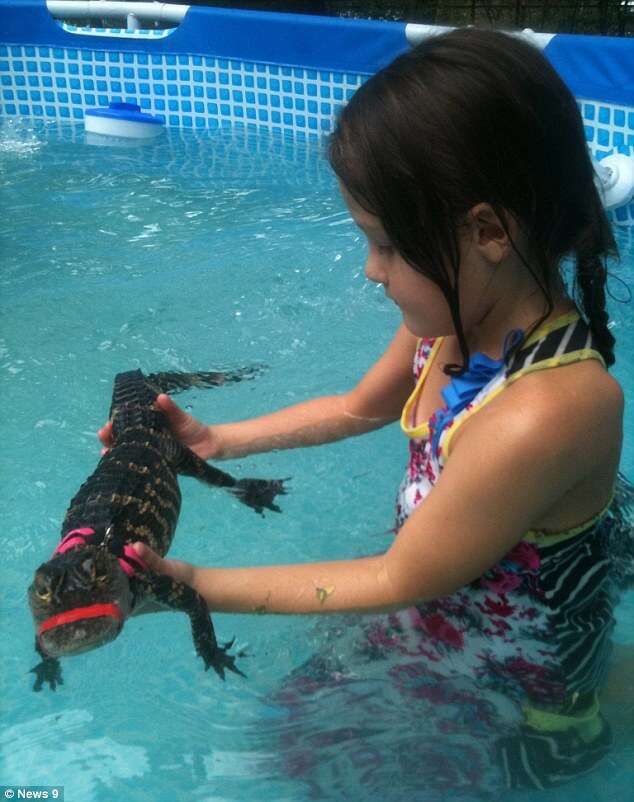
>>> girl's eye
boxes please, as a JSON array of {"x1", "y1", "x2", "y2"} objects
[{"x1": 376, "y1": 244, "x2": 394, "y2": 255}]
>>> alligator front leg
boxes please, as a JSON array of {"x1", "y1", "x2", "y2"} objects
[
  {"x1": 30, "y1": 639, "x2": 63, "y2": 692},
  {"x1": 176, "y1": 446, "x2": 288, "y2": 515},
  {"x1": 134, "y1": 572, "x2": 245, "y2": 680}
]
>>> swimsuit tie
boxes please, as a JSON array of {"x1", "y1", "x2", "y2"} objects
[{"x1": 430, "y1": 329, "x2": 523, "y2": 456}]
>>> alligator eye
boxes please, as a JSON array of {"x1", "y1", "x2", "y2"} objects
[
  {"x1": 82, "y1": 558, "x2": 97, "y2": 581},
  {"x1": 96, "y1": 573, "x2": 108, "y2": 584},
  {"x1": 33, "y1": 575, "x2": 52, "y2": 602}
]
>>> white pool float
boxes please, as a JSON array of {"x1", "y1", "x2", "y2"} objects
[{"x1": 84, "y1": 102, "x2": 164, "y2": 139}]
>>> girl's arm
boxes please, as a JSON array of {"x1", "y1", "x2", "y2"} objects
[
  {"x1": 135, "y1": 366, "x2": 622, "y2": 615},
  {"x1": 100, "y1": 324, "x2": 418, "y2": 460},
  {"x1": 211, "y1": 323, "x2": 417, "y2": 459}
]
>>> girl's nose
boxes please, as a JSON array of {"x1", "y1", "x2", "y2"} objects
[{"x1": 364, "y1": 251, "x2": 386, "y2": 285}]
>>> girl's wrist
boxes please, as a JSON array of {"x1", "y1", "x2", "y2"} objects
[
  {"x1": 206, "y1": 424, "x2": 229, "y2": 460},
  {"x1": 190, "y1": 565, "x2": 217, "y2": 610}
]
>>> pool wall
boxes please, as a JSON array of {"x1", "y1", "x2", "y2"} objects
[{"x1": 1, "y1": 0, "x2": 633, "y2": 223}]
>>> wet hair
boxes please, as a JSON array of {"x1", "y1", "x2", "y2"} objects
[{"x1": 329, "y1": 27, "x2": 617, "y2": 372}]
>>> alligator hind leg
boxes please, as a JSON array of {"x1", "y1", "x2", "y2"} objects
[
  {"x1": 30, "y1": 640, "x2": 63, "y2": 692},
  {"x1": 146, "y1": 367, "x2": 265, "y2": 396},
  {"x1": 134, "y1": 572, "x2": 246, "y2": 680}
]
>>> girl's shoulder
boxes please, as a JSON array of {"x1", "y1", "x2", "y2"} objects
[
  {"x1": 503, "y1": 361, "x2": 623, "y2": 532},
  {"x1": 504, "y1": 356, "x2": 623, "y2": 426},
  {"x1": 451, "y1": 356, "x2": 623, "y2": 479},
  {"x1": 442, "y1": 358, "x2": 622, "y2": 535}
]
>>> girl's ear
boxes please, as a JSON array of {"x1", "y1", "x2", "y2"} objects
[{"x1": 467, "y1": 203, "x2": 516, "y2": 263}]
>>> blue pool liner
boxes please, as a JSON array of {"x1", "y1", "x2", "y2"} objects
[
  {"x1": 0, "y1": 0, "x2": 632, "y2": 104},
  {"x1": 0, "y1": 1, "x2": 407, "y2": 75},
  {"x1": 545, "y1": 34, "x2": 633, "y2": 107},
  {"x1": 0, "y1": 1, "x2": 632, "y2": 221}
]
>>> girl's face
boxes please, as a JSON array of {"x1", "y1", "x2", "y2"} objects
[{"x1": 341, "y1": 184, "x2": 456, "y2": 338}]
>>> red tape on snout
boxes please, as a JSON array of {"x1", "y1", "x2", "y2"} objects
[{"x1": 38, "y1": 603, "x2": 124, "y2": 636}]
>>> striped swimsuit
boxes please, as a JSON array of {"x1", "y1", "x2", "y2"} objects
[
  {"x1": 271, "y1": 312, "x2": 633, "y2": 797},
  {"x1": 390, "y1": 311, "x2": 621, "y2": 788}
]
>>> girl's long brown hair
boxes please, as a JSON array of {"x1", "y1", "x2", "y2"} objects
[{"x1": 329, "y1": 28, "x2": 617, "y2": 372}]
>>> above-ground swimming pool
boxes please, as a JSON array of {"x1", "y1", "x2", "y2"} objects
[
  {"x1": 1, "y1": 113, "x2": 633, "y2": 802},
  {"x1": 1, "y1": 4, "x2": 633, "y2": 801}
]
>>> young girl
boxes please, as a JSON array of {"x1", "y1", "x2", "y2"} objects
[{"x1": 100, "y1": 28, "x2": 632, "y2": 793}]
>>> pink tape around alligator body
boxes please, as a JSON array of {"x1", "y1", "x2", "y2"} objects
[
  {"x1": 52, "y1": 527, "x2": 149, "y2": 577},
  {"x1": 53, "y1": 527, "x2": 96, "y2": 555},
  {"x1": 119, "y1": 544, "x2": 149, "y2": 577}
]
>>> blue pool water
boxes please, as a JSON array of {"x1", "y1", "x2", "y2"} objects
[{"x1": 1, "y1": 119, "x2": 633, "y2": 802}]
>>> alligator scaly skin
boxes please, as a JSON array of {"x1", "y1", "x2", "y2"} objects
[{"x1": 28, "y1": 368, "x2": 287, "y2": 690}]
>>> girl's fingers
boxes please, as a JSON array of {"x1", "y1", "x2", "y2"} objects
[
  {"x1": 156, "y1": 393, "x2": 191, "y2": 427},
  {"x1": 97, "y1": 420, "x2": 113, "y2": 446},
  {"x1": 131, "y1": 542, "x2": 179, "y2": 578},
  {"x1": 131, "y1": 542, "x2": 194, "y2": 585},
  {"x1": 131, "y1": 542, "x2": 165, "y2": 573}
]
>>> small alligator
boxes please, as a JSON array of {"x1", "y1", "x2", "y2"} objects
[{"x1": 28, "y1": 367, "x2": 287, "y2": 692}]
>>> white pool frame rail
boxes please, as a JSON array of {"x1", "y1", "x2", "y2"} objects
[
  {"x1": 405, "y1": 23, "x2": 556, "y2": 49},
  {"x1": 45, "y1": 4, "x2": 558, "y2": 48},
  {"x1": 46, "y1": 1, "x2": 189, "y2": 29}
]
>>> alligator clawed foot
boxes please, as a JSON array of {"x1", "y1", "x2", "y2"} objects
[
  {"x1": 30, "y1": 657, "x2": 63, "y2": 692},
  {"x1": 203, "y1": 639, "x2": 247, "y2": 680},
  {"x1": 233, "y1": 477, "x2": 291, "y2": 515}
]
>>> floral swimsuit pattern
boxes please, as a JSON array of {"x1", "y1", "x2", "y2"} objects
[{"x1": 271, "y1": 313, "x2": 631, "y2": 797}]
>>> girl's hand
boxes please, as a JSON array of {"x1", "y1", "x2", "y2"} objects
[
  {"x1": 97, "y1": 394, "x2": 221, "y2": 460},
  {"x1": 132, "y1": 542, "x2": 197, "y2": 588},
  {"x1": 155, "y1": 394, "x2": 219, "y2": 458}
]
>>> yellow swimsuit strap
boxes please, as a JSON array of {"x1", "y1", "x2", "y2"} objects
[
  {"x1": 400, "y1": 337, "x2": 444, "y2": 439},
  {"x1": 441, "y1": 313, "x2": 610, "y2": 543},
  {"x1": 442, "y1": 311, "x2": 605, "y2": 460},
  {"x1": 523, "y1": 693, "x2": 603, "y2": 742}
]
